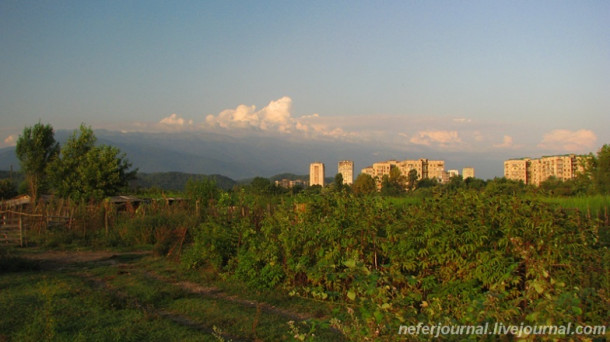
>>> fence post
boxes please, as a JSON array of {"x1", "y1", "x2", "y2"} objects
[
  {"x1": 19, "y1": 215, "x2": 23, "y2": 247},
  {"x1": 104, "y1": 201, "x2": 109, "y2": 237}
]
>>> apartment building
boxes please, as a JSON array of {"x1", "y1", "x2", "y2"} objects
[
  {"x1": 361, "y1": 166, "x2": 375, "y2": 178},
  {"x1": 462, "y1": 167, "x2": 475, "y2": 179},
  {"x1": 427, "y1": 160, "x2": 446, "y2": 181},
  {"x1": 338, "y1": 160, "x2": 354, "y2": 185},
  {"x1": 504, "y1": 159, "x2": 529, "y2": 183},
  {"x1": 309, "y1": 162, "x2": 325, "y2": 187},
  {"x1": 275, "y1": 179, "x2": 308, "y2": 188},
  {"x1": 361, "y1": 158, "x2": 446, "y2": 189},
  {"x1": 397, "y1": 159, "x2": 425, "y2": 180},
  {"x1": 504, "y1": 154, "x2": 587, "y2": 186}
]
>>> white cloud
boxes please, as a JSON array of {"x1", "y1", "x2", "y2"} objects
[
  {"x1": 205, "y1": 96, "x2": 352, "y2": 138},
  {"x1": 206, "y1": 97, "x2": 294, "y2": 132},
  {"x1": 159, "y1": 113, "x2": 193, "y2": 127},
  {"x1": 3, "y1": 135, "x2": 16, "y2": 146},
  {"x1": 494, "y1": 135, "x2": 515, "y2": 148},
  {"x1": 410, "y1": 130, "x2": 462, "y2": 147},
  {"x1": 538, "y1": 129, "x2": 597, "y2": 152}
]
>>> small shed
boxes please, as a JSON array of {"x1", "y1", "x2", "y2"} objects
[
  {"x1": 0, "y1": 194, "x2": 32, "y2": 210},
  {"x1": 105, "y1": 195, "x2": 148, "y2": 211}
]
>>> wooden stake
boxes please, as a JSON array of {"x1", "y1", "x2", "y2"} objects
[{"x1": 19, "y1": 215, "x2": 23, "y2": 247}]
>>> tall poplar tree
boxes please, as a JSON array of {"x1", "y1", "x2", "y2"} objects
[
  {"x1": 15, "y1": 122, "x2": 59, "y2": 202},
  {"x1": 591, "y1": 144, "x2": 610, "y2": 194}
]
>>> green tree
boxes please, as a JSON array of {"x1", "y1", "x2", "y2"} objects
[
  {"x1": 0, "y1": 179, "x2": 17, "y2": 199},
  {"x1": 464, "y1": 177, "x2": 486, "y2": 191},
  {"x1": 49, "y1": 124, "x2": 136, "y2": 201},
  {"x1": 406, "y1": 169, "x2": 418, "y2": 191},
  {"x1": 416, "y1": 177, "x2": 439, "y2": 189},
  {"x1": 333, "y1": 173, "x2": 344, "y2": 192},
  {"x1": 484, "y1": 177, "x2": 528, "y2": 196},
  {"x1": 444, "y1": 174, "x2": 464, "y2": 193},
  {"x1": 15, "y1": 122, "x2": 59, "y2": 201},
  {"x1": 381, "y1": 167, "x2": 405, "y2": 196},
  {"x1": 352, "y1": 173, "x2": 376, "y2": 195},
  {"x1": 303, "y1": 184, "x2": 323, "y2": 195},
  {"x1": 249, "y1": 177, "x2": 285, "y2": 195},
  {"x1": 589, "y1": 144, "x2": 610, "y2": 194},
  {"x1": 186, "y1": 177, "x2": 220, "y2": 211}
]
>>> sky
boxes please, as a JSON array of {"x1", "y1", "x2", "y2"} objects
[{"x1": 1, "y1": 1, "x2": 609, "y2": 177}]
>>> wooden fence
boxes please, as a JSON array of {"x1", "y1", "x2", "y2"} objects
[{"x1": 0, "y1": 209, "x2": 71, "y2": 247}]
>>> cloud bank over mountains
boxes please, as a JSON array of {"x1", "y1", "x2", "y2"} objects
[
  {"x1": 538, "y1": 129, "x2": 598, "y2": 152},
  {"x1": 409, "y1": 130, "x2": 462, "y2": 148},
  {"x1": 133, "y1": 96, "x2": 596, "y2": 156},
  {"x1": 0, "y1": 96, "x2": 600, "y2": 178}
]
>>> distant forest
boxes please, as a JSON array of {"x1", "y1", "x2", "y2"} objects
[
  {"x1": 131, "y1": 172, "x2": 237, "y2": 191},
  {"x1": 133, "y1": 172, "x2": 309, "y2": 192},
  {"x1": 0, "y1": 170, "x2": 23, "y2": 186},
  {"x1": 1, "y1": 169, "x2": 313, "y2": 196}
]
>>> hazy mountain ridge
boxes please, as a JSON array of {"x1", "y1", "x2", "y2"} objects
[{"x1": 0, "y1": 129, "x2": 503, "y2": 179}]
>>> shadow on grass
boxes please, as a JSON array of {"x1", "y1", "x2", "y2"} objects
[{"x1": 0, "y1": 252, "x2": 41, "y2": 272}]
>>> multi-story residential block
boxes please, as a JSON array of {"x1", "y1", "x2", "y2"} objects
[
  {"x1": 275, "y1": 179, "x2": 308, "y2": 188},
  {"x1": 361, "y1": 166, "x2": 375, "y2": 178},
  {"x1": 338, "y1": 160, "x2": 354, "y2": 185},
  {"x1": 427, "y1": 160, "x2": 445, "y2": 181},
  {"x1": 360, "y1": 158, "x2": 447, "y2": 189},
  {"x1": 291, "y1": 179, "x2": 308, "y2": 188},
  {"x1": 397, "y1": 159, "x2": 425, "y2": 180},
  {"x1": 462, "y1": 167, "x2": 475, "y2": 179},
  {"x1": 368, "y1": 160, "x2": 399, "y2": 189},
  {"x1": 504, "y1": 159, "x2": 529, "y2": 183},
  {"x1": 309, "y1": 162, "x2": 325, "y2": 187},
  {"x1": 504, "y1": 154, "x2": 587, "y2": 186},
  {"x1": 372, "y1": 160, "x2": 399, "y2": 179},
  {"x1": 448, "y1": 169, "x2": 459, "y2": 178},
  {"x1": 275, "y1": 179, "x2": 291, "y2": 188}
]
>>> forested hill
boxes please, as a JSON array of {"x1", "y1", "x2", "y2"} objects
[{"x1": 131, "y1": 172, "x2": 237, "y2": 191}]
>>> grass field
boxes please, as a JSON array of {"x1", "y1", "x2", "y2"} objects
[
  {"x1": 542, "y1": 195, "x2": 610, "y2": 218},
  {"x1": 0, "y1": 247, "x2": 346, "y2": 341}
]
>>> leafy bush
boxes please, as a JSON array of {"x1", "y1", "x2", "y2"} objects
[
  {"x1": 183, "y1": 220, "x2": 239, "y2": 271},
  {"x1": 182, "y1": 190, "x2": 609, "y2": 339}
]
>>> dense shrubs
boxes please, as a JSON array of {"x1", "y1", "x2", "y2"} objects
[
  {"x1": 183, "y1": 190, "x2": 609, "y2": 338},
  {"x1": 13, "y1": 186, "x2": 608, "y2": 339}
]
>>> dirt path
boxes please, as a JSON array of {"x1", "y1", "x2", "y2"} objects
[
  {"x1": 20, "y1": 250, "x2": 152, "y2": 269},
  {"x1": 145, "y1": 271, "x2": 314, "y2": 322},
  {"x1": 15, "y1": 249, "x2": 339, "y2": 341},
  {"x1": 20, "y1": 249, "x2": 315, "y2": 322}
]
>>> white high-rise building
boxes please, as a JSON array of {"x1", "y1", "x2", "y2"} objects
[
  {"x1": 462, "y1": 167, "x2": 475, "y2": 179},
  {"x1": 338, "y1": 160, "x2": 354, "y2": 185},
  {"x1": 310, "y1": 162, "x2": 325, "y2": 187}
]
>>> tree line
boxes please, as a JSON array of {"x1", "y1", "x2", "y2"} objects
[
  {"x1": 2, "y1": 121, "x2": 609, "y2": 202},
  {"x1": 10, "y1": 122, "x2": 136, "y2": 203}
]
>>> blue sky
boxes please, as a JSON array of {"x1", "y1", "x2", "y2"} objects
[{"x1": 1, "y1": 1, "x2": 609, "y2": 169}]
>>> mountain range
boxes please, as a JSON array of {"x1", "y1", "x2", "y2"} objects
[{"x1": 0, "y1": 129, "x2": 504, "y2": 180}]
